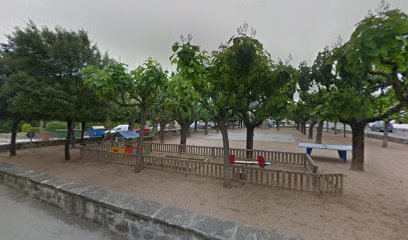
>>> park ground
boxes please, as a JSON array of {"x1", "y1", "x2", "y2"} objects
[{"x1": 0, "y1": 127, "x2": 407, "y2": 240}]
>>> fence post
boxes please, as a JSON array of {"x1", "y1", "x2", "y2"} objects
[{"x1": 315, "y1": 174, "x2": 321, "y2": 194}]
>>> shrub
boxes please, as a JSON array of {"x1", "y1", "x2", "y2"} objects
[{"x1": 21, "y1": 122, "x2": 33, "y2": 133}]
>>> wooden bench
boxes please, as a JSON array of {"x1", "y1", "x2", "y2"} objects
[{"x1": 298, "y1": 143, "x2": 352, "y2": 163}]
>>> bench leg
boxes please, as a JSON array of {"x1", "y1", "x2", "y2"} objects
[
  {"x1": 338, "y1": 150, "x2": 347, "y2": 163},
  {"x1": 307, "y1": 148, "x2": 312, "y2": 156}
]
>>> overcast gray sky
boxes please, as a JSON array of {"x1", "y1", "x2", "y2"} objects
[{"x1": 1, "y1": 0, "x2": 407, "y2": 70}]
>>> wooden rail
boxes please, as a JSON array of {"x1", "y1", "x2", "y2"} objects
[
  {"x1": 80, "y1": 146, "x2": 341, "y2": 194},
  {"x1": 143, "y1": 143, "x2": 318, "y2": 172}
]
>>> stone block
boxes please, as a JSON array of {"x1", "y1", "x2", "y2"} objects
[
  {"x1": 4, "y1": 174, "x2": 19, "y2": 188},
  {"x1": 127, "y1": 214, "x2": 152, "y2": 239},
  {"x1": 190, "y1": 214, "x2": 237, "y2": 240},
  {"x1": 84, "y1": 200, "x2": 106, "y2": 225},
  {"x1": 154, "y1": 206, "x2": 196, "y2": 229},
  {"x1": 235, "y1": 224, "x2": 301, "y2": 240},
  {"x1": 79, "y1": 186, "x2": 113, "y2": 202},
  {"x1": 28, "y1": 173, "x2": 57, "y2": 184},
  {"x1": 43, "y1": 178, "x2": 71, "y2": 189},
  {"x1": 59, "y1": 182, "x2": 90, "y2": 194},
  {"x1": 101, "y1": 192, "x2": 136, "y2": 209},
  {"x1": 18, "y1": 170, "x2": 42, "y2": 178},
  {"x1": 124, "y1": 197, "x2": 164, "y2": 220},
  {"x1": 104, "y1": 208, "x2": 129, "y2": 236},
  {"x1": 3, "y1": 166, "x2": 28, "y2": 176}
]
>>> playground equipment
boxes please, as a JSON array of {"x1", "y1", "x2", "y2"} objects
[
  {"x1": 88, "y1": 126, "x2": 106, "y2": 138},
  {"x1": 144, "y1": 127, "x2": 157, "y2": 140},
  {"x1": 109, "y1": 131, "x2": 139, "y2": 154}
]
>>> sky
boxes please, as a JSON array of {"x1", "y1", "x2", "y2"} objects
[{"x1": 1, "y1": 0, "x2": 407, "y2": 71}]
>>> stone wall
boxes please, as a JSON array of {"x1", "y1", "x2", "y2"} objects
[{"x1": 0, "y1": 162, "x2": 299, "y2": 240}]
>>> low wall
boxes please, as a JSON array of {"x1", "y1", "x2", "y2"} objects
[
  {"x1": 0, "y1": 137, "x2": 103, "y2": 152},
  {"x1": 0, "y1": 162, "x2": 299, "y2": 240},
  {"x1": 363, "y1": 132, "x2": 408, "y2": 144}
]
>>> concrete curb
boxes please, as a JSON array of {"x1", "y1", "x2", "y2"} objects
[{"x1": 0, "y1": 162, "x2": 300, "y2": 240}]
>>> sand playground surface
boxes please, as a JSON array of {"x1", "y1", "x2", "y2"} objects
[{"x1": 1, "y1": 127, "x2": 407, "y2": 240}]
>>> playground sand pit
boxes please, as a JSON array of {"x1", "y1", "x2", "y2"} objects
[
  {"x1": 149, "y1": 152, "x2": 308, "y2": 172},
  {"x1": 1, "y1": 127, "x2": 407, "y2": 240}
]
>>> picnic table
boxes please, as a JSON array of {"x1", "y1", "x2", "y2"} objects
[{"x1": 298, "y1": 143, "x2": 352, "y2": 163}]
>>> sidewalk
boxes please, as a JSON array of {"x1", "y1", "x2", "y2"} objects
[{"x1": 0, "y1": 184, "x2": 121, "y2": 240}]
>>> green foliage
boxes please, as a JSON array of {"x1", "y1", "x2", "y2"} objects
[
  {"x1": 21, "y1": 122, "x2": 32, "y2": 133},
  {"x1": 349, "y1": 9, "x2": 408, "y2": 106},
  {"x1": 45, "y1": 121, "x2": 67, "y2": 131},
  {"x1": 0, "y1": 21, "x2": 109, "y2": 125}
]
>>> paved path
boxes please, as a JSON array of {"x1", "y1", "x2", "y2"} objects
[{"x1": 0, "y1": 184, "x2": 122, "y2": 240}]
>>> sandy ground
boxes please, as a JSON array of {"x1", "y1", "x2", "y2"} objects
[{"x1": 1, "y1": 127, "x2": 407, "y2": 240}]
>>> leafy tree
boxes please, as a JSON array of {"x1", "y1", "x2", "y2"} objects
[
  {"x1": 171, "y1": 36, "x2": 236, "y2": 188},
  {"x1": 354, "y1": 9, "x2": 408, "y2": 107},
  {"x1": 0, "y1": 23, "x2": 59, "y2": 156},
  {"x1": 166, "y1": 72, "x2": 198, "y2": 146},
  {"x1": 150, "y1": 78, "x2": 174, "y2": 143},
  {"x1": 83, "y1": 58, "x2": 167, "y2": 172},
  {"x1": 319, "y1": 9, "x2": 405, "y2": 170},
  {"x1": 208, "y1": 25, "x2": 297, "y2": 155}
]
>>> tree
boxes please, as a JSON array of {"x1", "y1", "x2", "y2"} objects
[
  {"x1": 171, "y1": 36, "x2": 236, "y2": 188},
  {"x1": 166, "y1": 73, "x2": 198, "y2": 146},
  {"x1": 319, "y1": 9, "x2": 405, "y2": 170},
  {"x1": 208, "y1": 25, "x2": 297, "y2": 154},
  {"x1": 131, "y1": 59, "x2": 167, "y2": 171},
  {"x1": 355, "y1": 9, "x2": 408, "y2": 107},
  {"x1": 83, "y1": 58, "x2": 167, "y2": 172},
  {"x1": 150, "y1": 78, "x2": 174, "y2": 143}
]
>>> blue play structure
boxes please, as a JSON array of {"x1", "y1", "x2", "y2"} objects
[{"x1": 88, "y1": 126, "x2": 106, "y2": 138}]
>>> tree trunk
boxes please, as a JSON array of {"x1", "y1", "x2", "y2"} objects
[
  {"x1": 326, "y1": 121, "x2": 329, "y2": 132},
  {"x1": 180, "y1": 124, "x2": 188, "y2": 145},
  {"x1": 204, "y1": 121, "x2": 208, "y2": 135},
  {"x1": 315, "y1": 121, "x2": 324, "y2": 144},
  {"x1": 128, "y1": 116, "x2": 137, "y2": 131},
  {"x1": 245, "y1": 125, "x2": 255, "y2": 158},
  {"x1": 135, "y1": 109, "x2": 147, "y2": 173},
  {"x1": 10, "y1": 119, "x2": 20, "y2": 156},
  {"x1": 302, "y1": 122, "x2": 307, "y2": 135},
  {"x1": 65, "y1": 120, "x2": 72, "y2": 160},
  {"x1": 308, "y1": 121, "x2": 315, "y2": 139},
  {"x1": 159, "y1": 121, "x2": 168, "y2": 143},
  {"x1": 343, "y1": 123, "x2": 347, "y2": 138},
  {"x1": 334, "y1": 122, "x2": 337, "y2": 135},
  {"x1": 71, "y1": 121, "x2": 76, "y2": 148},
  {"x1": 350, "y1": 121, "x2": 366, "y2": 171},
  {"x1": 194, "y1": 121, "x2": 198, "y2": 132},
  {"x1": 296, "y1": 122, "x2": 300, "y2": 131},
  {"x1": 81, "y1": 121, "x2": 86, "y2": 144},
  {"x1": 218, "y1": 120, "x2": 231, "y2": 189},
  {"x1": 382, "y1": 121, "x2": 389, "y2": 148},
  {"x1": 276, "y1": 120, "x2": 280, "y2": 131}
]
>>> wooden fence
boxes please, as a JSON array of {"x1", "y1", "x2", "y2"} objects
[
  {"x1": 80, "y1": 145, "x2": 342, "y2": 194},
  {"x1": 143, "y1": 142, "x2": 318, "y2": 173}
]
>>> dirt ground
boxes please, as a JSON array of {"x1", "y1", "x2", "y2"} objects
[{"x1": 1, "y1": 127, "x2": 407, "y2": 240}]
